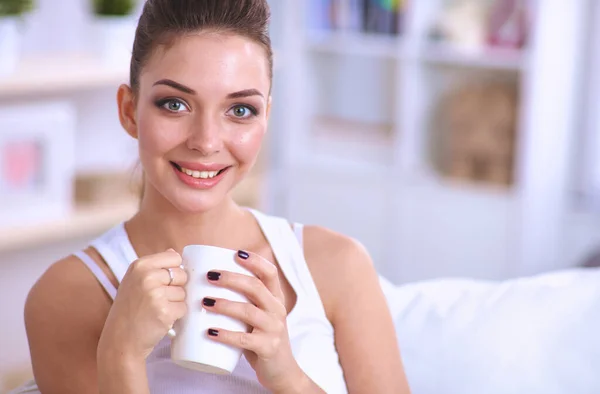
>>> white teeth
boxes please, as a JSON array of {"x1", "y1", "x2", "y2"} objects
[{"x1": 180, "y1": 166, "x2": 220, "y2": 179}]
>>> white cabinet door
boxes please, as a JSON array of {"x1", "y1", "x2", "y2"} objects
[
  {"x1": 285, "y1": 167, "x2": 391, "y2": 274},
  {"x1": 391, "y1": 180, "x2": 518, "y2": 284}
]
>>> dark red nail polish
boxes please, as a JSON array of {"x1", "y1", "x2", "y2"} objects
[
  {"x1": 238, "y1": 250, "x2": 249, "y2": 260},
  {"x1": 203, "y1": 298, "x2": 216, "y2": 307},
  {"x1": 207, "y1": 271, "x2": 221, "y2": 281},
  {"x1": 208, "y1": 328, "x2": 219, "y2": 336}
]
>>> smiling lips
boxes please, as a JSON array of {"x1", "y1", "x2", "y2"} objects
[{"x1": 171, "y1": 161, "x2": 231, "y2": 189}]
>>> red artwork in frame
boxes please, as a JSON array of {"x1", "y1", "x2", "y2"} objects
[{"x1": 1, "y1": 139, "x2": 43, "y2": 193}]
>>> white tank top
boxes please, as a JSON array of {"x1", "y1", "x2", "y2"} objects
[{"x1": 48, "y1": 209, "x2": 348, "y2": 394}]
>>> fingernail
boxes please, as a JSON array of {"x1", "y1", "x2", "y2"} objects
[
  {"x1": 208, "y1": 328, "x2": 219, "y2": 337},
  {"x1": 238, "y1": 250, "x2": 249, "y2": 260},
  {"x1": 203, "y1": 298, "x2": 216, "y2": 307},
  {"x1": 207, "y1": 271, "x2": 221, "y2": 281}
]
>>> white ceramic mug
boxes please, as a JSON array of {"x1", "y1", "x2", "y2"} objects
[{"x1": 170, "y1": 245, "x2": 254, "y2": 374}]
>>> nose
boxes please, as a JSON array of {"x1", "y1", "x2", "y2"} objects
[{"x1": 185, "y1": 115, "x2": 224, "y2": 155}]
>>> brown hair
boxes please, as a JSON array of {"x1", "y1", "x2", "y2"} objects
[{"x1": 130, "y1": 0, "x2": 273, "y2": 93}]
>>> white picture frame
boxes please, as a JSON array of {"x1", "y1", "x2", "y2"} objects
[{"x1": 0, "y1": 101, "x2": 76, "y2": 228}]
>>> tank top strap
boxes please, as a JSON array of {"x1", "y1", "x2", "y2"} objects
[
  {"x1": 73, "y1": 250, "x2": 117, "y2": 300},
  {"x1": 90, "y1": 222, "x2": 137, "y2": 284},
  {"x1": 248, "y1": 210, "x2": 328, "y2": 323},
  {"x1": 292, "y1": 223, "x2": 304, "y2": 250}
]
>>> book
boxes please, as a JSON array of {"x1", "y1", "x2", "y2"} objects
[{"x1": 307, "y1": 0, "x2": 407, "y2": 36}]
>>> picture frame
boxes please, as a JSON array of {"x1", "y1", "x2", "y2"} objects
[{"x1": 0, "y1": 101, "x2": 76, "y2": 228}]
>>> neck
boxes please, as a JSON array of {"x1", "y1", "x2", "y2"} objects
[{"x1": 125, "y1": 184, "x2": 253, "y2": 257}]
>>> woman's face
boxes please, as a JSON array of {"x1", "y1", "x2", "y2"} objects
[{"x1": 121, "y1": 32, "x2": 271, "y2": 213}]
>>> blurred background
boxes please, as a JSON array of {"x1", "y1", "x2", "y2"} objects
[{"x1": 1, "y1": 0, "x2": 600, "y2": 390}]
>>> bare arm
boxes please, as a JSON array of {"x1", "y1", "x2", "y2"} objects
[
  {"x1": 24, "y1": 254, "x2": 151, "y2": 394},
  {"x1": 304, "y1": 226, "x2": 411, "y2": 394},
  {"x1": 97, "y1": 347, "x2": 149, "y2": 394}
]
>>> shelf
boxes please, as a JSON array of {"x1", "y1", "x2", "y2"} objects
[
  {"x1": 297, "y1": 154, "x2": 393, "y2": 179},
  {"x1": 420, "y1": 43, "x2": 526, "y2": 71},
  {"x1": 0, "y1": 171, "x2": 266, "y2": 253},
  {"x1": 0, "y1": 199, "x2": 138, "y2": 254},
  {"x1": 309, "y1": 116, "x2": 395, "y2": 174},
  {"x1": 410, "y1": 169, "x2": 516, "y2": 197},
  {"x1": 0, "y1": 53, "x2": 129, "y2": 97},
  {"x1": 305, "y1": 30, "x2": 403, "y2": 59}
]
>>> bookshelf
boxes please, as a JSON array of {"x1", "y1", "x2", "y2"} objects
[
  {"x1": 420, "y1": 43, "x2": 526, "y2": 71},
  {"x1": 266, "y1": 0, "x2": 591, "y2": 284}
]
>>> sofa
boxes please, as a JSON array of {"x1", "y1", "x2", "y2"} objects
[{"x1": 380, "y1": 268, "x2": 600, "y2": 394}]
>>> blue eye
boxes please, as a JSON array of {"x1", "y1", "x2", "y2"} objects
[
  {"x1": 157, "y1": 98, "x2": 188, "y2": 113},
  {"x1": 229, "y1": 105, "x2": 257, "y2": 119}
]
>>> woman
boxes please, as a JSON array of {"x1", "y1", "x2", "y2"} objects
[{"x1": 22, "y1": 0, "x2": 410, "y2": 393}]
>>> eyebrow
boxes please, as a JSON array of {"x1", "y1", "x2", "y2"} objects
[
  {"x1": 153, "y1": 79, "x2": 264, "y2": 100},
  {"x1": 153, "y1": 79, "x2": 196, "y2": 94},
  {"x1": 227, "y1": 89, "x2": 264, "y2": 99}
]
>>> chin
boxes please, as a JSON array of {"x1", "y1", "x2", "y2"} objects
[
  {"x1": 164, "y1": 187, "x2": 229, "y2": 214},
  {"x1": 160, "y1": 194, "x2": 221, "y2": 215},
  {"x1": 166, "y1": 177, "x2": 238, "y2": 214}
]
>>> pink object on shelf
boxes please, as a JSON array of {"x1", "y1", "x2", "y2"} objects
[
  {"x1": 2, "y1": 140, "x2": 42, "y2": 192},
  {"x1": 487, "y1": 0, "x2": 530, "y2": 49}
]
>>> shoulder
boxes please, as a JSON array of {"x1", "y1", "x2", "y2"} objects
[
  {"x1": 25, "y1": 251, "x2": 112, "y2": 388},
  {"x1": 25, "y1": 250, "x2": 112, "y2": 338},
  {"x1": 302, "y1": 225, "x2": 371, "y2": 269},
  {"x1": 301, "y1": 225, "x2": 379, "y2": 323}
]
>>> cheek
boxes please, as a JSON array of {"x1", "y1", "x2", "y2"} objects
[
  {"x1": 229, "y1": 125, "x2": 265, "y2": 164},
  {"x1": 136, "y1": 107, "x2": 183, "y2": 155}
]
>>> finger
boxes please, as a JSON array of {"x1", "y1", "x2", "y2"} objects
[
  {"x1": 207, "y1": 270, "x2": 286, "y2": 317},
  {"x1": 202, "y1": 298, "x2": 273, "y2": 331},
  {"x1": 165, "y1": 286, "x2": 186, "y2": 302},
  {"x1": 169, "y1": 301, "x2": 187, "y2": 321},
  {"x1": 159, "y1": 266, "x2": 188, "y2": 287},
  {"x1": 140, "y1": 265, "x2": 187, "y2": 292},
  {"x1": 146, "y1": 249, "x2": 183, "y2": 269},
  {"x1": 144, "y1": 266, "x2": 187, "y2": 289},
  {"x1": 206, "y1": 327, "x2": 264, "y2": 355},
  {"x1": 236, "y1": 250, "x2": 284, "y2": 301}
]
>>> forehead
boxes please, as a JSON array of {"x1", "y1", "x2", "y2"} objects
[{"x1": 140, "y1": 32, "x2": 271, "y2": 95}]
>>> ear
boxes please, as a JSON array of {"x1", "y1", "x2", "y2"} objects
[
  {"x1": 117, "y1": 84, "x2": 139, "y2": 139},
  {"x1": 265, "y1": 95, "x2": 272, "y2": 121}
]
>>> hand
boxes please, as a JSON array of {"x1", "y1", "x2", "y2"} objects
[
  {"x1": 99, "y1": 249, "x2": 188, "y2": 361},
  {"x1": 201, "y1": 250, "x2": 304, "y2": 392}
]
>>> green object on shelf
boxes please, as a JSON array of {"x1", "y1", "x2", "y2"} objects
[
  {"x1": 0, "y1": 0, "x2": 33, "y2": 16},
  {"x1": 93, "y1": 0, "x2": 135, "y2": 17},
  {"x1": 380, "y1": 0, "x2": 401, "y2": 11}
]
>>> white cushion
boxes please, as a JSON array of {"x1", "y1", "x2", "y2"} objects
[{"x1": 379, "y1": 269, "x2": 600, "y2": 394}]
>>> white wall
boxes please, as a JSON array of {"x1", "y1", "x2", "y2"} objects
[{"x1": 0, "y1": 236, "x2": 100, "y2": 382}]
